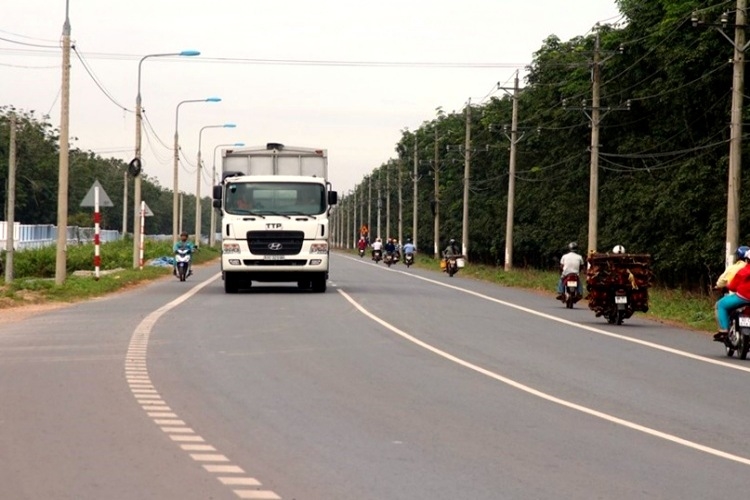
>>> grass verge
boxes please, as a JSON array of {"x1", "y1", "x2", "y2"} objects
[{"x1": 0, "y1": 239, "x2": 220, "y2": 309}]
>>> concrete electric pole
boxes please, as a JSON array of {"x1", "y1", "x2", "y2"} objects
[
  {"x1": 55, "y1": 0, "x2": 71, "y2": 285},
  {"x1": 5, "y1": 114, "x2": 17, "y2": 283},
  {"x1": 461, "y1": 100, "x2": 472, "y2": 260},
  {"x1": 564, "y1": 26, "x2": 627, "y2": 254}
]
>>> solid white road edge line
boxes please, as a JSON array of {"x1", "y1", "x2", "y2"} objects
[
  {"x1": 337, "y1": 287, "x2": 750, "y2": 467},
  {"x1": 343, "y1": 254, "x2": 750, "y2": 374}
]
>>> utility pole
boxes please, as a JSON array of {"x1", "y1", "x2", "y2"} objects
[
  {"x1": 385, "y1": 162, "x2": 391, "y2": 240},
  {"x1": 413, "y1": 134, "x2": 418, "y2": 251},
  {"x1": 588, "y1": 31, "x2": 602, "y2": 255},
  {"x1": 433, "y1": 126, "x2": 440, "y2": 259},
  {"x1": 727, "y1": 1, "x2": 746, "y2": 267},
  {"x1": 122, "y1": 171, "x2": 128, "y2": 238},
  {"x1": 359, "y1": 184, "x2": 365, "y2": 241},
  {"x1": 692, "y1": 5, "x2": 748, "y2": 266},
  {"x1": 501, "y1": 72, "x2": 521, "y2": 271},
  {"x1": 368, "y1": 175, "x2": 372, "y2": 242},
  {"x1": 5, "y1": 114, "x2": 17, "y2": 283},
  {"x1": 462, "y1": 99, "x2": 472, "y2": 260},
  {"x1": 55, "y1": 0, "x2": 71, "y2": 285},
  {"x1": 397, "y1": 159, "x2": 403, "y2": 246},
  {"x1": 352, "y1": 190, "x2": 358, "y2": 248},
  {"x1": 377, "y1": 171, "x2": 382, "y2": 239},
  {"x1": 345, "y1": 195, "x2": 351, "y2": 249},
  {"x1": 564, "y1": 27, "x2": 627, "y2": 254}
]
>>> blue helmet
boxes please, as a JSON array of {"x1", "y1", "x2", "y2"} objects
[{"x1": 737, "y1": 246, "x2": 750, "y2": 260}]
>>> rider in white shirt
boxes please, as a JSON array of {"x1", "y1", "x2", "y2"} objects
[
  {"x1": 556, "y1": 242, "x2": 585, "y2": 299},
  {"x1": 371, "y1": 237, "x2": 383, "y2": 259}
]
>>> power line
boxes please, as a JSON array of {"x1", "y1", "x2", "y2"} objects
[
  {"x1": 0, "y1": 35, "x2": 57, "y2": 49},
  {"x1": 72, "y1": 46, "x2": 131, "y2": 112},
  {"x1": 0, "y1": 27, "x2": 59, "y2": 44},
  {"x1": 0, "y1": 46, "x2": 526, "y2": 68}
]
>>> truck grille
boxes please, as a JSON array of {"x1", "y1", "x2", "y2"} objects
[{"x1": 246, "y1": 230, "x2": 304, "y2": 255}]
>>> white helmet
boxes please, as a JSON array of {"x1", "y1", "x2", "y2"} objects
[{"x1": 612, "y1": 245, "x2": 625, "y2": 254}]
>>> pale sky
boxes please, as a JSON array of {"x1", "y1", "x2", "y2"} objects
[{"x1": 1, "y1": 0, "x2": 623, "y2": 199}]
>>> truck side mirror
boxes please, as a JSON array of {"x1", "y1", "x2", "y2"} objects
[
  {"x1": 213, "y1": 185, "x2": 223, "y2": 201},
  {"x1": 328, "y1": 191, "x2": 338, "y2": 205},
  {"x1": 212, "y1": 199, "x2": 222, "y2": 208}
]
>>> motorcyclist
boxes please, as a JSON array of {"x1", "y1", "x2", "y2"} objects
[
  {"x1": 443, "y1": 238, "x2": 460, "y2": 258},
  {"x1": 402, "y1": 238, "x2": 416, "y2": 256},
  {"x1": 556, "y1": 242, "x2": 585, "y2": 300},
  {"x1": 357, "y1": 236, "x2": 367, "y2": 253},
  {"x1": 442, "y1": 238, "x2": 461, "y2": 272},
  {"x1": 715, "y1": 248, "x2": 750, "y2": 341},
  {"x1": 371, "y1": 237, "x2": 383, "y2": 260},
  {"x1": 612, "y1": 245, "x2": 626, "y2": 254},
  {"x1": 384, "y1": 238, "x2": 396, "y2": 259},
  {"x1": 716, "y1": 245, "x2": 749, "y2": 289},
  {"x1": 714, "y1": 246, "x2": 750, "y2": 341},
  {"x1": 173, "y1": 231, "x2": 195, "y2": 276}
]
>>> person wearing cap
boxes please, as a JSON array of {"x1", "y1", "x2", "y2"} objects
[{"x1": 714, "y1": 248, "x2": 750, "y2": 342}]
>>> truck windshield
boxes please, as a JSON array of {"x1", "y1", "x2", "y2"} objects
[{"x1": 225, "y1": 182, "x2": 326, "y2": 216}]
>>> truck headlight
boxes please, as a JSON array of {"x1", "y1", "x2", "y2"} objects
[
  {"x1": 223, "y1": 243, "x2": 241, "y2": 254},
  {"x1": 310, "y1": 243, "x2": 328, "y2": 254}
]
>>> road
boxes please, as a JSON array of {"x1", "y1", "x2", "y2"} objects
[{"x1": 0, "y1": 253, "x2": 748, "y2": 499}]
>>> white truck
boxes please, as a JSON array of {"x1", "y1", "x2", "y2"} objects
[{"x1": 212, "y1": 143, "x2": 338, "y2": 293}]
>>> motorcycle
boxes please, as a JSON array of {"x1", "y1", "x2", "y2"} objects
[
  {"x1": 560, "y1": 273, "x2": 582, "y2": 309},
  {"x1": 372, "y1": 249, "x2": 382, "y2": 263},
  {"x1": 175, "y1": 247, "x2": 192, "y2": 282},
  {"x1": 358, "y1": 248, "x2": 365, "y2": 258},
  {"x1": 604, "y1": 287, "x2": 632, "y2": 325},
  {"x1": 404, "y1": 252, "x2": 414, "y2": 268},
  {"x1": 445, "y1": 257, "x2": 459, "y2": 277},
  {"x1": 724, "y1": 305, "x2": 750, "y2": 360},
  {"x1": 384, "y1": 252, "x2": 394, "y2": 267}
]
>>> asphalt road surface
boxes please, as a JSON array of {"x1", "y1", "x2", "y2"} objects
[{"x1": 1, "y1": 253, "x2": 748, "y2": 499}]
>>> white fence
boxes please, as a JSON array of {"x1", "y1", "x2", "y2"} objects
[{"x1": 0, "y1": 222, "x2": 121, "y2": 251}]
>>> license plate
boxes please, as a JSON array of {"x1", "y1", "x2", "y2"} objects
[
  {"x1": 263, "y1": 255, "x2": 285, "y2": 260},
  {"x1": 615, "y1": 296, "x2": 628, "y2": 304},
  {"x1": 739, "y1": 317, "x2": 750, "y2": 327},
  {"x1": 567, "y1": 281, "x2": 578, "y2": 287}
]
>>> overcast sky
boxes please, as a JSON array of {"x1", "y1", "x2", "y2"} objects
[{"x1": 1, "y1": 0, "x2": 622, "y2": 200}]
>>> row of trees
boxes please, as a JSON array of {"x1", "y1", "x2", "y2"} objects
[
  {"x1": 341, "y1": 0, "x2": 748, "y2": 290},
  {"x1": 2, "y1": 1, "x2": 747, "y2": 290},
  {"x1": 0, "y1": 106, "x2": 213, "y2": 237}
]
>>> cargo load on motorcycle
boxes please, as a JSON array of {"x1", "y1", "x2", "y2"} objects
[{"x1": 586, "y1": 251, "x2": 653, "y2": 324}]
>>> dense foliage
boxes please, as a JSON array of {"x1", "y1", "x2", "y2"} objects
[
  {"x1": 344, "y1": 0, "x2": 748, "y2": 291},
  {"x1": 3, "y1": 1, "x2": 749, "y2": 291}
]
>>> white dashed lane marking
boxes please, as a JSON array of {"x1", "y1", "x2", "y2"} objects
[{"x1": 127, "y1": 273, "x2": 281, "y2": 500}]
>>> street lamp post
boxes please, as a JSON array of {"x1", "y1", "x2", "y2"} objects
[
  {"x1": 173, "y1": 96, "x2": 221, "y2": 243},
  {"x1": 132, "y1": 49, "x2": 200, "y2": 268},
  {"x1": 210, "y1": 142, "x2": 245, "y2": 246},
  {"x1": 196, "y1": 123, "x2": 236, "y2": 244}
]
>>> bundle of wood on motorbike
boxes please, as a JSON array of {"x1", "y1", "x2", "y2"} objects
[{"x1": 586, "y1": 253, "x2": 653, "y2": 321}]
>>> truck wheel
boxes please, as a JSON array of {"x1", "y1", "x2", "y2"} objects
[
  {"x1": 311, "y1": 275, "x2": 327, "y2": 293},
  {"x1": 224, "y1": 272, "x2": 239, "y2": 294}
]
